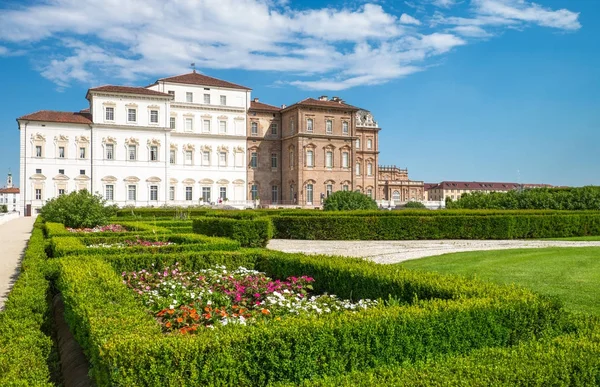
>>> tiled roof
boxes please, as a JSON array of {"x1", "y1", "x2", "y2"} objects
[
  {"x1": 18, "y1": 110, "x2": 92, "y2": 124},
  {"x1": 249, "y1": 100, "x2": 281, "y2": 112},
  {"x1": 87, "y1": 85, "x2": 172, "y2": 97},
  {"x1": 283, "y1": 98, "x2": 359, "y2": 111},
  {"x1": 438, "y1": 181, "x2": 520, "y2": 191},
  {"x1": 0, "y1": 187, "x2": 19, "y2": 194},
  {"x1": 424, "y1": 183, "x2": 437, "y2": 190},
  {"x1": 157, "y1": 72, "x2": 251, "y2": 90}
]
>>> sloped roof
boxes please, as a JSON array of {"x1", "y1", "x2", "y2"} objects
[
  {"x1": 282, "y1": 98, "x2": 359, "y2": 111},
  {"x1": 0, "y1": 187, "x2": 19, "y2": 194},
  {"x1": 18, "y1": 110, "x2": 92, "y2": 124},
  {"x1": 87, "y1": 85, "x2": 172, "y2": 98},
  {"x1": 157, "y1": 72, "x2": 251, "y2": 90},
  {"x1": 438, "y1": 181, "x2": 520, "y2": 191},
  {"x1": 249, "y1": 100, "x2": 281, "y2": 112}
]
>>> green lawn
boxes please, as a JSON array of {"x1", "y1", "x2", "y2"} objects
[
  {"x1": 397, "y1": 247, "x2": 600, "y2": 316},
  {"x1": 546, "y1": 236, "x2": 600, "y2": 241}
]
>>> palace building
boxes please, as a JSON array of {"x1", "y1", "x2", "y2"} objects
[{"x1": 18, "y1": 72, "x2": 421, "y2": 213}]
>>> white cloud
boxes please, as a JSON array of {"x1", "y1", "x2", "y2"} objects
[
  {"x1": 432, "y1": 0, "x2": 459, "y2": 8},
  {"x1": 0, "y1": 0, "x2": 582, "y2": 90},
  {"x1": 400, "y1": 13, "x2": 422, "y2": 25}
]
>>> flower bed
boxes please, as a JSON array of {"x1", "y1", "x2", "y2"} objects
[
  {"x1": 123, "y1": 264, "x2": 377, "y2": 333},
  {"x1": 67, "y1": 224, "x2": 127, "y2": 233},
  {"x1": 87, "y1": 238, "x2": 175, "y2": 249}
]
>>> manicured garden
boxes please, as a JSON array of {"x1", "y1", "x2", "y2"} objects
[{"x1": 1, "y1": 195, "x2": 600, "y2": 386}]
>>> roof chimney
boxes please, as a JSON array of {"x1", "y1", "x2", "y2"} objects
[
  {"x1": 253, "y1": 97, "x2": 259, "y2": 102},
  {"x1": 318, "y1": 95, "x2": 328, "y2": 101},
  {"x1": 281, "y1": 104, "x2": 287, "y2": 109}
]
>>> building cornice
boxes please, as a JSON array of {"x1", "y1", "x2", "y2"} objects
[
  {"x1": 170, "y1": 132, "x2": 247, "y2": 140},
  {"x1": 170, "y1": 103, "x2": 246, "y2": 114}
]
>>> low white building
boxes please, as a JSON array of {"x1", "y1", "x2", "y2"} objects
[
  {"x1": 0, "y1": 172, "x2": 20, "y2": 212},
  {"x1": 18, "y1": 72, "x2": 252, "y2": 214}
]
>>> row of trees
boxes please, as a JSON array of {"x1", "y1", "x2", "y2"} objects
[{"x1": 446, "y1": 187, "x2": 600, "y2": 210}]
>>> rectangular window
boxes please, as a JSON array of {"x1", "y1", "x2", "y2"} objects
[
  {"x1": 343, "y1": 185, "x2": 349, "y2": 191},
  {"x1": 306, "y1": 119, "x2": 313, "y2": 132},
  {"x1": 289, "y1": 150, "x2": 294, "y2": 168},
  {"x1": 168, "y1": 90, "x2": 175, "y2": 97},
  {"x1": 306, "y1": 184, "x2": 313, "y2": 204},
  {"x1": 170, "y1": 117, "x2": 176, "y2": 129},
  {"x1": 326, "y1": 120, "x2": 332, "y2": 134},
  {"x1": 306, "y1": 150, "x2": 314, "y2": 167},
  {"x1": 128, "y1": 185, "x2": 136, "y2": 201},
  {"x1": 271, "y1": 153, "x2": 278, "y2": 169},
  {"x1": 186, "y1": 92, "x2": 193, "y2": 103},
  {"x1": 202, "y1": 152, "x2": 210, "y2": 166},
  {"x1": 367, "y1": 189, "x2": 373, "y2": 198},
  {"x1": 80, "y1": 169, "x2": 85, "y2": 175},
  {"x1": 169, "y1": 186, "x2": 175, "y2": 201},
  {"x1": 219, "y1": 187, "x2": 227, "y2": 200},
  {"x1": 356, "y1": 139, "x2": 360, "y2": 149},
  {"x1": 342, "y1": 121, "x2": 349, "y2": 135},
  {"x1": 203, "y1": 119, "x2": 211, "y2": 133},
  {"x1": 170, "y1": 149, "x2": 176, "y2": 164},
  {"x1": 251, "y1": 122, "x2": 258, "y2": 136},
  {"x1": 35, "y1": 189, "x2": 42, "y2": 200},
  {"x1": 271, "y1": 185, "x2": 278, "y2": 203},
  {"x1": 58, "y1": 146, "x2": 65, "y2": 158},
  {"x1": 219, "y1": 152, "x2": 227, "y2": 166},
  {"x1": 185, "y1": 118, "x2": 193, "y2": 132},
  {"x1": 250, "y1": 152, "x2": 257, "y2": 168},
  {"x1": 150, "y1": 110, "x2": 159, "y2": 124},
  {"x1": 79, "y1": 147, "x2": 86, "y2": 159},
  {"x1": 150, "y1": 185, "x2": 158, "y2": 201},
  {"x1": 356, "y1": 162, "x2": 361, "y2": 176},
  {"x1": 35, "y1": 146, "x2": 42, "y2": 157},
  {"x1": 220, "y1": 95, "x2": 226, "y2": 105},
  {"x1": 290, "y1": 119, "x2": 295, "y2": 134},
  {"x1": 185, "y1": 186, "x2": 193, "y2": 201},
  {"x1": 342, "y1": 152, "x2": 349, "y2": 168},
  {"x1": 128, "y1": 108, "x2": 137, "y2": 122},
  {"x1": 128, "y1": 145, "x2": 136, "y2": 160},
  {"x1": 271, "y1": 123, "x2": 278, "y2": 135},
  {"x1": 202, "y1": 187, "x2": 211, "y2": 202},
  {"x1": 251, "y1": 184, "x2": 258, "y2": 200},
  {"x1": 35, "y1": 168, "x2": 41, "y2": 174},
  {"x1": 106, "y1": 144, "x2": 114, "y2": 160},
  {"x1": 58, "y1": 189, "x2": 66, "y2": 196},
  {"x1": 105, "y1": 185, "x2": 114, "y2": 200},
  {"x1": 326, "y1": 184, "x2": 333, "y2": 197},
  {"x1": 367, "y1": 139, "x2": 373, "y2": 149},
  {"x1": 219, "y1": 120, "x2": 227, "y2": 133},
  {"x1": 367, "y1": 163, "x2": 373, "y2": 176},
  {"x1": 326, "y1": 151, "x2": 333, "y2": 168},
  {"x1": 204, "y1": 94, "x2": 210, "y2": 104},
  {"x1": 185, "y1": 151, "x2": 193, "y2": 165},
  {"x1": 150, "y1": 146, "x2": 158, "y2": 161},
  {"x1": 58, "y1": 169, "x2": 64, "y2": 174},
  {"x1": 105, "y1": 107, "x2": 114, "y2": 121}
]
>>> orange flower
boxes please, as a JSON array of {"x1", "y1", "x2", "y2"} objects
[
  {"x1": 204, "y1": 306, "x2": 212, "y2": 312},
  {"x1": 180, "y1": 328, "x2": 188, "y2": 335},
  {"x1": 190, "y1": 308, "x2": 197, "y2": 314},
  {"x1": 261, "y1": 309, "x2": 270, "y2": 315},
  {"x1": 177, "y1": 317, "x2": 183, "y2": 323},
  {"x1": 168, "y1": 309, "x2": 175, "y2": 315},
  {"x1": 165, "y1": 321, "x2": 172, "y2": 328}
]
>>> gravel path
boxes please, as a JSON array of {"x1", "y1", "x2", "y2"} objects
[
  {"x1": 267, "y1": 239, "x2": 600, "y2": 264},
  {"x1": 0, "y1": 216, "x2": 35, "y2": 310}
]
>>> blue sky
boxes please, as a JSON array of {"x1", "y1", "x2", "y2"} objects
[{"x1": 0, "y1": 0, "x2": 597, "y2": 187}]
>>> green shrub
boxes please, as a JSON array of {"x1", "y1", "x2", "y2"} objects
[
  {"x1": 0, "y1": 204, "x2": 7, "y2": 213},
  {"x1": 193, "y1": 217, "x2": 273, "y2": 247},
  {"x1": 447, "y1": 186, "x2": 600, "y2": 210},
  {"x1": 272, "y1": 213, "x2": 600, "y2": 240},
  {"x1": 55, "y1": 249, "x2": 562, "y2": 386},
  {"x1": 323, "y1": 191, "x2": 378, "y2": 211},
  {"x1": 50, "y1": 234, "x2": 240, "y2": 257},
  {"x1": 40, "y1": 189, "x2": 117, "y2": 228},
  {"x1": 273, "y1": 328, "x2": 600, "y2": 386},
  {"x1": 0, "y1": 228, "x2": 54, "y2": 386},
  {"x1": 403, "y1": 201, "x2": 426, "y2": 209}
]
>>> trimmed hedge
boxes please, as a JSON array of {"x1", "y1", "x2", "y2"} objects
[
  {"x1": 0, "y1": 226, "x2": 54, "y2": 386},
  {"x1": 272, "y1": 213, "x2": 600, "y2": 240},
  {"x1": 193, "y1": 217, "x2": 273, "y2": 247},
  {"x1": 50, "y1": 233, "x2": 240, "y2": 257},
  {"x1": 55, "y1": 249, "x2": 563, "y2": 386},
  {"x1": 273, "y1": 326, "x2": 600, "y2": 386}
]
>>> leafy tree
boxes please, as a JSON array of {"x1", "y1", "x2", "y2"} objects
[
  {"x1": 0, "y1": 204, "x2": 7, "y2": 213},
  {"x1": 323, "y1": 191, "x2": 378, "y2": 211},
  {"x1": 40, "y1": 189, "x2": 118, "y2": 228},
  {"x1": 403, "y1": 201, "x2": 426, "y2": 209}
]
